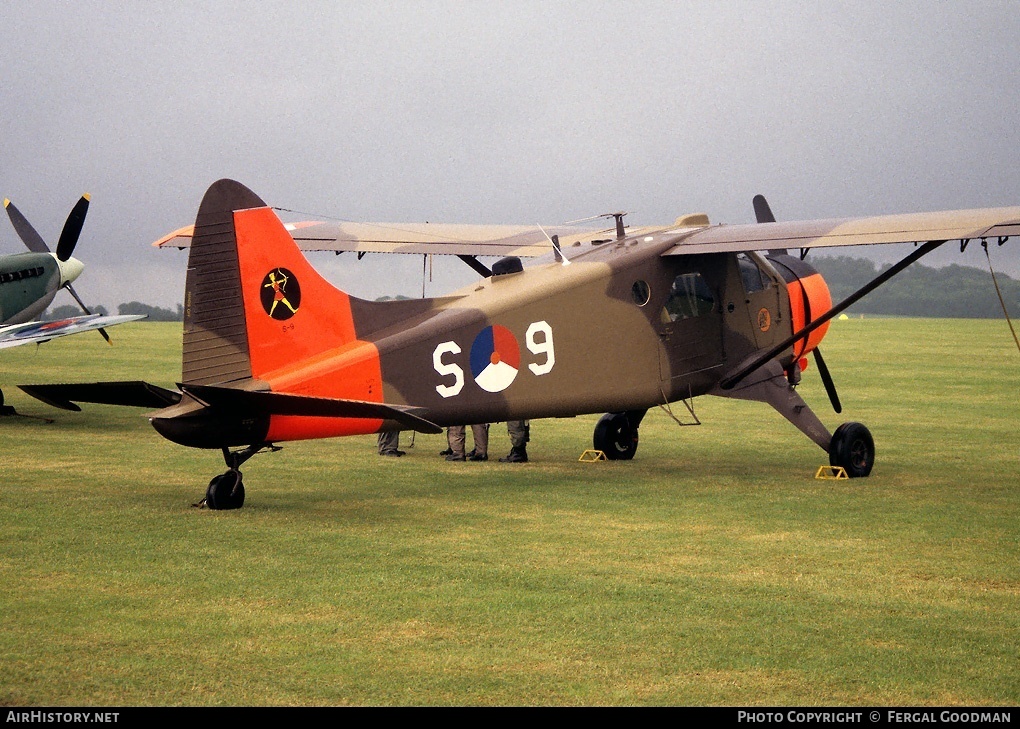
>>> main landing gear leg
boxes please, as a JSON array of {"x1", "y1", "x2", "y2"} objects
[
  {"x1": 712, "y1": 359, "x2": 876, "y2": 477},
  {"x1": 196, "y1": 443, "x2": 269, "y2": 510}
]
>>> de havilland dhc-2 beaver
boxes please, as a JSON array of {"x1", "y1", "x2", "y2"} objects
[
  {"x1": 18, "y1": 178, "x2": 1019, "y2": 508},
  {"x1": 0, "y1": 194, "x2": 143, "y2": 412}
]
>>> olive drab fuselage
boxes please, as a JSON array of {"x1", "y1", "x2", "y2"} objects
[{"x1": 374, "y1": 242, "x2": 802, "y2": 427}]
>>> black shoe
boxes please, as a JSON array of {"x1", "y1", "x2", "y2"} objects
[
  {"x1": 468, "y1": 453, "x2": 488, "y2": 461},
  {"x1": 466, "y1": 449, "x2": 476, "y2": 459},
  {"x1": 379, "y1": 450, "x2": 403, "y2": 457},
  {"x1": 439, "y1": 448, "x2": 453, "y2": 456},
  {"x1": 499, "y1": 447, "x2": 528, "y2": 463},
  {"x1": 445, "y1": 453, "x2": 466, "y2": 461}
]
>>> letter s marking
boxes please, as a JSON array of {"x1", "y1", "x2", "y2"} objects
[{"x1": 434, "y1": 341, "x2": 464, "y2": 397}]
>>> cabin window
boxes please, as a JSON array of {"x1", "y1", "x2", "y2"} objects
[
  {"x1": 737, "y1": 253, "x2": 771, "y2": 294},
  {"x1": 631, "y1": 280, "x2": 650, "y2": 306},
  {"x1": 662, "y1": 272, "x2": 714, "y2": 321}
]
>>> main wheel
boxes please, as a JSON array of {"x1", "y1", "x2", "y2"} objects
[
  {"x1": 593, "y1": 412, "x2": 639, "y2": 460},
  {"x1": 205, "y1": 470, "x2": 246, "y2": 510},
  {"x1": 829, "y1": 422, "x2": 875, "y2": 478}
]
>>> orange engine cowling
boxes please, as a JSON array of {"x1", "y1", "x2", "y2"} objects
[{"x1": 766, "y1": 254, "x2": 833, "y2": 365}]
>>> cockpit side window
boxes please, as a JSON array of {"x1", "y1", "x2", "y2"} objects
[
  {"x1": 662, "y1": 272, "x2": 714, "y2": 322},
  {"x1": 737, "y1": 253, "x2": 771, "y2": 294}
]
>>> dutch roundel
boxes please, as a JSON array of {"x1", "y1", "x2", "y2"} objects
[{"x1": 470, "y1": 325, "x2": 521, "y2": 393}]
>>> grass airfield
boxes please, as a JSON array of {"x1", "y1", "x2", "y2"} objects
[{"x1": 0, "y1": 318, "x2": 1017, "y2": 706}]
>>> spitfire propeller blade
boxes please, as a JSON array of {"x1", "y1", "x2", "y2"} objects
[
  {"x1": 64, "y1": 283, "x2": 111, "y2": 344},
  {"x1": 56, "y1": 194, "x2": 90, "y2": 262},
  {"x1": 812, "y1": 347, "x2": 842, "y2": 414},
  {"x1": 3, "y1": 199, "x2": 50, "y2": 253}
]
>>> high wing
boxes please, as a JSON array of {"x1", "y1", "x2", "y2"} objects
[
  {"x1": 0, "y1": 314, "x2": 145, "y2": 349},
  {"x1": 153, "y1": 220, "x2": 619, "y2": 257},
  {"x1": 663, "y1": 206, "x2": 1020, "y2": 256}
]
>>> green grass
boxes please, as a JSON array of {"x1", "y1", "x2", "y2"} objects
[{"x1": 0, "y1": 319, "x2": 1018, "y2": 706}]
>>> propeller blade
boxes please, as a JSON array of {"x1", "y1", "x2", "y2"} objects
[
  {"x1": 56, "y1": 194, "x2": 90, "y2": 262},
  {"x1": 4, "y1": 199, "x2": 50, "y2": 253},
  {"x1": 752, "y1": 194, "x2": 776, "y2": 224},
  {"x1": 64, "y1": 283, "x2": 111, "y2": 344},
  {"x1": 754, "y1": 194, "x2": 791, "y2": 257},
  {"x1": 812, "y1": 347, "x2": 842, "y2": 414}
]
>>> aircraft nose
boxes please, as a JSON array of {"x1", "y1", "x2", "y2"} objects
[{"x1": 57, "y1": 255, "x2": 85, "y2": 286}]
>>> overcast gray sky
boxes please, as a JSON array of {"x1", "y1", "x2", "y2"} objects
[{"x1": 3, "y1": 0, "x2": 1019, "y2": 310}]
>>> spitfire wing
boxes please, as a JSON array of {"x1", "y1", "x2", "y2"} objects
[
  {"x1": 0, "y1": 314, "x2": 145, "y2": 350},
  {"x1": 663, "y1": 206, "x2": 1020, "y2": 255},
  {"x1": 153, "y1": 221, "x2": 611, "y2": 257}
]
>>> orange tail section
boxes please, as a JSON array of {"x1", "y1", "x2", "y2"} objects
[{"x1": 182, "y1": 179, "x2": 384, "y2": 440}]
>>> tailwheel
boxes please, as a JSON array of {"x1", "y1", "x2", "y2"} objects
[
  {"x1": 195, "y1": 443, "x2": 271, "y2": 509},
  {"x1": 829, "y1": 422, "x2": 875, "y2": 478},
  {"x1": 593, "y1": 412, "x2": 639, "y2": 460},
  {"x1": 204, "y1": 470, "x2": 245, "y2": 510}
]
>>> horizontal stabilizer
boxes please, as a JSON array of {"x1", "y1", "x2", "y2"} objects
[
  {"x1": 18, "y1": 381, "x2": 182, "y2": 411},
  {"x1": 180, "y1": 384, "x2": 443, "y2": 434}
]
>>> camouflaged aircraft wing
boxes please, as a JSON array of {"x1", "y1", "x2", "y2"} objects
[
  {"x1": 663, "y1": 206, "x2": 1020, "y2": 255},
  {"x1": 154, "y1": 221, "x2": 612, "y2": 258}
]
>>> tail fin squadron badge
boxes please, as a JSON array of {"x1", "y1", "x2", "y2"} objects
[{"x1": 261, "y1": 267, "x2": 301, "y2": 320}]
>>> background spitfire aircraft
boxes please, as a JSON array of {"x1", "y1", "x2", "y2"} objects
[
  {"x1": 0, "y1": 195, "x2": 142, "y2": 413},
  {"x1": 19, "y1": 179, "x2": 1020, "y2": 509}
]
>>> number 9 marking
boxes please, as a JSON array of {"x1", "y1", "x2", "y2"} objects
[{"x1": 526, "y1": 320, "x2": 555, "y2": 376}]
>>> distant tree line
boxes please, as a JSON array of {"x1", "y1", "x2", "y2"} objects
[
  {"x1": 45, "y1": 301, "x2": 184, "y2": 321},
  {"x1": 117, "y1": 301, "x2": 185, "y2": 321},
  {"x1": 40, "y1": 259, "x2": 1020, "y2": 321},
  {"x1": 810, "y1": 257, "x2": 1020, "y2": 319}
]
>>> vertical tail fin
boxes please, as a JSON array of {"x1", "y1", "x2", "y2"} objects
[{"x1": 182, "y1": 179, "x2": 364, "y2": 386}]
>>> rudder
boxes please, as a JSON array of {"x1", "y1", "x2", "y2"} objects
[{"x1": 182, "y1": 179, "x2": 366, "y2": 387}]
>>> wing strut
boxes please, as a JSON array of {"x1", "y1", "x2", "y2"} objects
[
  {"x1": 720, "y1": 239, "x2": 946, "y2": 390},
  {"x1": 457, "y1": 254, "x2": 492, "y2": 278},
  {"x1": 983, "y1": 240, "x2": 1020, "y2": 354}
]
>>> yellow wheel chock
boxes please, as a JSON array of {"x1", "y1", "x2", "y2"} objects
[
  {"x1": 815, "y1": 465, "x2": 849, "y2": 480},
  {"x1": 579, "y1": 449, "x2": 608, "y2": 462}
]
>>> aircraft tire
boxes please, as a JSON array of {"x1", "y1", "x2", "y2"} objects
[
  {"x1": 205, "y1": 470, "x2": 246, "y2": 510},
  {"x1": 829, "y1": 422, "x2": 874, "y2": 478},
  {"x1": 593, "y1": 412, "x2": 638, "y2": 460}
]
